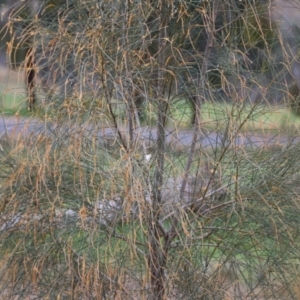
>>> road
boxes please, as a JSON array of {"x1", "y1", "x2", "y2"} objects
[{"x1": 0, "y1": 116, "x2": 296, "y2": 150}]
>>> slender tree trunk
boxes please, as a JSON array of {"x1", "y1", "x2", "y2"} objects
[
  {"x1": 147, "y1": 1, "x2": 170, "y2": 299},
  {"x1": 25, "y1": 48, "x2": 36, "y2": 110}
]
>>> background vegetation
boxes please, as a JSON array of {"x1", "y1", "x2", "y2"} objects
[{"x1": 0, "y1": 0, "x2": 300, "y2": 299}]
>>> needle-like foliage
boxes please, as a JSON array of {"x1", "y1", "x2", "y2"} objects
[{"x1": 1, "y1": 0, "x2": 300, "y2": 299}]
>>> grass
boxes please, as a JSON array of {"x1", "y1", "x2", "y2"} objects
[
  {"x1": 1, "y1": 79, "x2": 300, "y2": 134},
  {"x1": 0, "y1": 67, "x2": 30, "y2": 116},
  {"x1": 0, "y1": 88, "x2": 30, "y2": 116},
  {"x1": 169, "y1": 100, "x2": 300, "y2": 133}
]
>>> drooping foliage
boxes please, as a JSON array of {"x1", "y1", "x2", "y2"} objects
[{"x1": 1, "y1": 1, "x2": 300, "y2": 299}]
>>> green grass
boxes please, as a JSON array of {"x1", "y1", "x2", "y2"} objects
[
  {"x1": 0, "y1": 89, "x2": 29, "y2": 116},
  {"x1": 0, "y1": 62, "x2": 299, "y2": 132},
  {"x1": 0, "y1": 66, "x2": 29, "y2": 115},
  {"x1": 1, "y1": 86, "x2": 300, "y2": 134},
  {"x1": 172, "y1": 100, "x2": 300, "y2": 132}
]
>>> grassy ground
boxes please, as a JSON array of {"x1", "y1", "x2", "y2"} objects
[
  {"x1": 169, "y1": 100, "x2": 300, "y2": 133},
  {"x1": 1, "y1": 65, "x2": 300, "y2": 133},
  {"x1": 0, "y1": 67, "x2": 29, "y2": 115}
]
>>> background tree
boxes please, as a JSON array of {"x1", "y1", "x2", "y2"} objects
[{"x1": 0, "y1": 0, "x2": 300, "y2": 299}]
